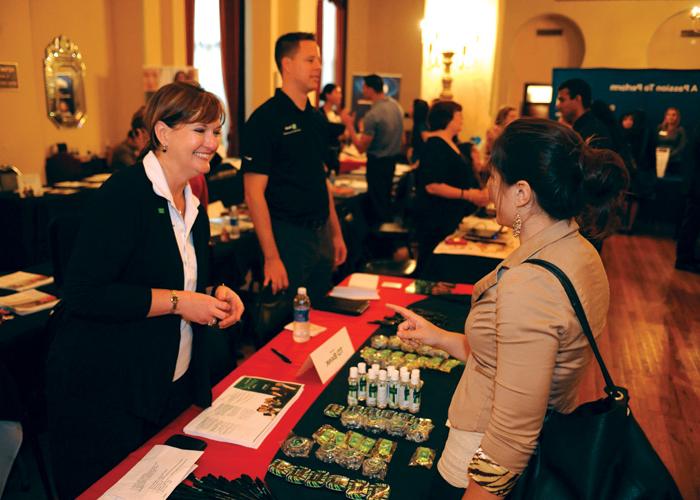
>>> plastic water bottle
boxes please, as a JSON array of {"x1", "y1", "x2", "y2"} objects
[
  {"x1": 292, "y1": 287, "x2": 310, "y2": 343},
  {"x1": 357, "y1": 363, "x2": 367, "y2": 401},
  {"x1": 229, "y1": 205, "x2": 240, "y2": 239},
  {"x1": 409, "y1": 369, "x2": 422, "y2": 414},
  {"x1": 377, "y1": 370, "x2": 388, "y2": 409},
  {"x1": 348, "y1": 366, "x2": 359, "y2": 406}
]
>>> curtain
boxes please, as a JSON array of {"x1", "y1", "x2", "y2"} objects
[
  {"x1": 333, "y1": 0, "x2": 347, "y2": 108},
  {"x1": 185, "y1": 0, "x2": 195, "y2": 66},
  {"x1": 219, "y1": 0, "x2": 245, "y2": 157}
]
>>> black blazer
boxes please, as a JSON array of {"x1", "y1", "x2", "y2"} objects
[{"x1": 47, "y1": 163, "x2": 212, "y2": 422}]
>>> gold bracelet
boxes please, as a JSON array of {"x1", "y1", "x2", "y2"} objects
[{"x1": 170, "y1": 290, "x2": 179, "y2": 313}]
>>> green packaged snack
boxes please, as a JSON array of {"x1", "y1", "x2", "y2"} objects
[
  {"x1": 403, "y1": 353, "x2": 418, "y2": 362},
  {"x1": 345, "y1": 479, "x2": 371, "y2": 499},
  {"x1": 367, "y1": 482, "x2": 391, "y2": 500},
  {"x1": 305, "y1": 469, "x2": 330, "y2": 488},
  {"x1": 316, "y1": 443, "x2": 339, "y2": 463},
  {"x1": 439, "y1": 358, "x2": 464, "y2": 372},
  {"x1": 346, "y1": 431, "x2": 376, "y2": 455},
  {"x1": 426, "y1": 356, "x2": 444, "y2": 369},
  {"x1": 360, "y1": 347, "x2": 377, "y2": 361},
  {"x1": 386, "y1": 414, "x2": 408, "y2": 437},
  {"x1": 415, "y1": 344, "x2": 433, "y2": 356},
  {"x1": 267, "y1": 458, "x2": 294, "y2": 478},
  {"x1": 286, "y1": 465, "x2": 313, "y2": 485},
  {"x1": 363, "y1": 412, "x2": 387, "y2": 435},
  {"x1": 405, "y1": 418, "x2": 434, "y2": 443},
  {"x1": 387, "y1": 335, "x2": 403, "y2": 350},
  {"x1": 341, "y1": 406, "x2": 364, "y2": 429},
  {"x1": 362, "y1": 456, "x2": 388, "y2": 480},
  {"x1": 313, "y1": 424, "x2": 346, "y2": 446},
  {"x1": 371, "y1": 335, "x2": 389, "y2": 349},
  {"x1": 326, "y1": 474, "x2": 350, "y2": 492},
  {"x1": 337, "y1": 447, "x2": 365, "y2": 470},
  {"x1": 409, "y1": 446, "x2": 436, "y2": 468},
  {"x1": 415, "y1": 356, "x2": 431, "y2": 368},
  {"x1": 324, "y1": 403, "x2": 346, "y2": 418},
  {"x1": 430, "y1": 347, "x2": 450, "y2": 359},
  {"x1": 281, "y1": 433, "x2": 313, "y2": 458},
  {"x1": 371, "y1": 438, "x2": 397, "y2": 462}
]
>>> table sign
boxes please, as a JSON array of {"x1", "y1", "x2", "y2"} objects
[{"x1": 296, "y1": 327, "x2": 354, "y2": 383}]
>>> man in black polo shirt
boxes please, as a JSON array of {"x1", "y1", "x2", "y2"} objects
[{"x1": 242, "y1": 32, "x2": 346, "y2": 303}]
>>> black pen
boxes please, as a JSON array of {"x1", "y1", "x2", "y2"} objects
[{"x1": 271, "y1": 348, "x2": 292, "y2": 364}]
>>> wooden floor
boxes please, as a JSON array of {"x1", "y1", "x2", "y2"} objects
[{"x1": 578, "y1": 233, "x2": 700, "y2": 499}]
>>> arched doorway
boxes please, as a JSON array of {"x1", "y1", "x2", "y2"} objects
[{"x1": 647, "y1": 9, "x2": 700, "y2": 68}]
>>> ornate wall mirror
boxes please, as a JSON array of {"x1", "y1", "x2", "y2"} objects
[{"x1": 44, "y1": 35, "x2": 87, "y2": 128}]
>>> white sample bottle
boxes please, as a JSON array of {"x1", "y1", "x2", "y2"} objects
[
  {"x1": 388, "y1": 370, "x2": 399, "y2": 409},
  {"x1": 377, "y1": 369, "x2": 388, "y2": 409},
  {"x1": 399, "y1": 370, "x2": 411, "y2": 411},
  {"x1": 409, "y1": 369, "x2": 422, "y2": 414},
  {"x1": 292, "y1": 287, "x2": 310, "y2": 343},
  {"x1": 357, "y1": 362, "x2": 367, "y2": 401},
  {"x1": 367, "y1": 369, "x2": 378, "y2": 407},
  {"x1": 348, "y1": 366, "x2": 359, "y2": 406}
]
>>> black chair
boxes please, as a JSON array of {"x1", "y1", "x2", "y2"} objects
[
  {"x1": 45, "y1": 153, "x2": 83, "y2": 186},
  {"x1": 48, "y1": 214, "x2": 83, "y2": 289}
]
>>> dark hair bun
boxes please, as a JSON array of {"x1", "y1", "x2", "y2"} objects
[{"x1": 578, "y1": 145, "x2": 629, "y2": 239}]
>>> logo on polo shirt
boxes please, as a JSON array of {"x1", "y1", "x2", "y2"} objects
[{"x1": 283, "y1": 123, "x2": 301, "y2": 136}]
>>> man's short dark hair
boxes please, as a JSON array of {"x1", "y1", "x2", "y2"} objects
[
  {"x1": 274, "y1": 32, "x2": 316, "y2": 73},
  {"x1": 558, "y1": 78, "x2": 592, "y2": 109},
  {"x1": 363, "y1": 74, "x2": 384, "y2": 93}
]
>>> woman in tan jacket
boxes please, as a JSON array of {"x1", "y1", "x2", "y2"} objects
[{"x1": 390, "y1": 118, "x2": 628, "y2": 499}]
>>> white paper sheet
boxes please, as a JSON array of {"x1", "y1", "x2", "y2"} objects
[
  {"x1": 348, "y1": 273, "x2": 379, "y2": 290},
  {"x1": 98, "y1": 445, "x2": 202, "y2": 500},
  {"x1": 0, "y1": 271, "x2": 54, "y2": 292},
  {"x1": 0, "y1": 289, "x2": 59, "y2": 315},
  {"x1": 184, "y1": 376, "x2": 303, "y2": 449},
  {"x1": 328, "y1": 286, "x2": 380, "y2": 300},
  {"x1": 284, "y1": 321, "x2": 327, "y2": 337}
]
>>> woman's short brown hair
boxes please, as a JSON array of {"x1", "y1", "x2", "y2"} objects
[{"x1": 143, "y1": 82, "x2": 225, "y2": 154}]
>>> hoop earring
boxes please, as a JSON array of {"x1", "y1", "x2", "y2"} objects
[
  {"x1": 161, "y1": 145, "x2": 168, "y2": 153},
  {"x1": 513, "y1": 212, "x2": 522, "y2": 238}
]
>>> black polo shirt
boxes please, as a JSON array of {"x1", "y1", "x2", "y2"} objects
[{"x1": 241, "y1": 88, "x2": 329, "y2": 224}]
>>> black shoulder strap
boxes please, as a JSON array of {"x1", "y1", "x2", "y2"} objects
[{"x1": 525, "y1": 258, "x2": 624, "y2": 399}]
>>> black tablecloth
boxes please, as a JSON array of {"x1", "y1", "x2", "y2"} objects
[
  {"x1": 265, "y1": 295, "x2": 471, "y2": 499},
  {"x1": 422, "y1": 253, "x2": 499, "y2": 285}
]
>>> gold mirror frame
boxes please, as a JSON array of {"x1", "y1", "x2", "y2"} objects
[{"x1": 44, "y1": 35, "x2": 87, "y2": 128}]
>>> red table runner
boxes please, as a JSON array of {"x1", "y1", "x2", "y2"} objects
[{"x1": 80, "y1": 276, "x2": 473, "y2": 498}]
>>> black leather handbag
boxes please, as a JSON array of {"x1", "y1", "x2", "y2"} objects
[{"x1": 508, "y1": 259, "x2": 682, "y2": 500}]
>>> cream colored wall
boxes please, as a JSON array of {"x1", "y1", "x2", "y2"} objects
[
  {"x1": 494, "y1": 0, "x2": 697, "y2": 117},
  {"x1": 346, "y1": 0, "x2": 423, "y2": 116},
  {"x1": 244, "y1": 0, "x2": 318, "y2": 118},
  {"x1": 0, "y1": 0, "x2": 45, "y2": 177},
  {"x1": 0, "y1": 0, "x2": 183, "y2": 182}
]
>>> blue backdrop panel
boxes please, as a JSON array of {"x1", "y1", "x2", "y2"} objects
[{"x1": 550, "y1": 68, "x2": 700, "y2": 132}]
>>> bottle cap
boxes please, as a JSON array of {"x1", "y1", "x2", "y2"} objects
[
  {"x1": 368, "y1": 369, "x2": 377, "y2": 380},
  {"x1": 379, "y1": 370, "x2": 387, "y2": 381},
  {"x1": 371, "y1": 363, "x2": 380, "y2": 373},
  {"x1": 411, "y1": 368, "x2": 420, "y2": 380},
  {"x1": 358, "y1": 362, "x2": 367, "y2": 373},
  {"x1": 387, "y1": 365, "x2": 395, "y2": 374},
  {"x1": 390, "y1": 370, "x2": 399, "y2": 381},
  {"x1": 401, "y1": 371, "x2": 410, "y2": 382},
  {"x1": 297, "y1": 286, "x2": 307, "y2": 295},
  {"x1": 411, "y1": 371, "x2": 420, "y2": 384},
  {"x1": 400, "y1": 366, "x2": 409, "y2": 376},
  {"x1": 350, "y1": 366, "x2": 358, "y2": 378}
]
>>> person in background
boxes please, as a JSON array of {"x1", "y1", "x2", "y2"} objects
[
  {"x1": 413, "y1": 101, "x2": 489, "y2": 276},
  {"x1": 556, "y1": 78, "x2": 614, "y2": 150},
  {"x1": 242, "y1": 32, "x2": 346, "y2": 303},
  {"x1": 408, "y1": 98, "x2": 430, "y2": 164},
  {"x1": 619, "y1": 110, "x2": 655, "y2": 233},
  {"x1": 389, "y1": 118, "x2": 628, "y2": 499},
  {"x1": 656, "y1": 106, "x2": 687, "y2": 177},
  {"x1": 47, "y1": 82, "x2": 244, "y2": 499},
  {"x1": 110, "y1": 107, "x2": 148, "y2": 171},
  {"x1": 484, "y1": 106, "x2": 517, "y2": 161},
  {"x1": 675, "y1": 123, "x2": 700, "y2": 273},
  {"x1": 342, "y1": 74, "x2": 404, "y2": 225},
  {"x1": 319, "y1": 83, "x2": 347, "y2": 175}
]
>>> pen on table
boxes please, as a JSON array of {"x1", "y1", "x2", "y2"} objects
[{"x1": 271, "y1": 348, "x2": 292, "y2": 364}]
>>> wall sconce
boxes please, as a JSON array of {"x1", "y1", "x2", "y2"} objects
[
  {"x1": 691, "y1": 5, "x2": 700, "y2": 33},
  {"x1": 420, "y1": 19, "x2": 467, "y2": 100}
]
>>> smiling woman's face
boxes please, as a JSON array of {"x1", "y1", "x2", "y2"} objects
[{"x1": 162, "y1": 119, "x2": 222, "y2": 178}]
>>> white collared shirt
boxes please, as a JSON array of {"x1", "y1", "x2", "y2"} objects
[{"x1": 143, "y1": 151, "x2": 200, "y2": 381}]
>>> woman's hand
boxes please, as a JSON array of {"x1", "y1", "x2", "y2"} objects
[
  {"x1": 213, "y1": 285, "x2": 245, "y2": 329},
  {"x1": 385, "y1": 303, "x2": 443, "y2": 349},
  {"x1": 177, "y1": 290, "x2": 232, "y2": 326}
]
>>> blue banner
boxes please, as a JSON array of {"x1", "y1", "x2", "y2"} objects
[{"x1": 550, "y1": 68, "x2": 700, "y2": 133}]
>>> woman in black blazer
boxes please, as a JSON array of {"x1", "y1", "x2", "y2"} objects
[{"x1": 47, "y1": 83, "x2": 244, "y2": 499}]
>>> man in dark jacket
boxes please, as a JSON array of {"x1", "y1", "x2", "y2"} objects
[{"x1": 556, "y1": 78, "x2": 614, "y2": 150}]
